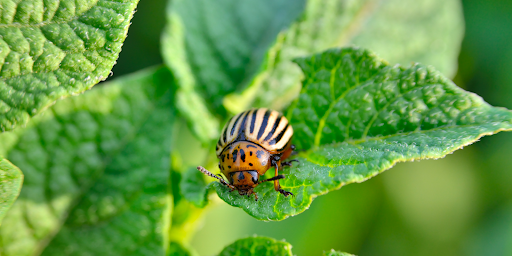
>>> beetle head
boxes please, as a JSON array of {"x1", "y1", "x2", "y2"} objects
[{"x1": 230, "y1": 170, "x2": 258, "y2": 195}]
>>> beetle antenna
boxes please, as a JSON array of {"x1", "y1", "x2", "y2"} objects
[
  {"x1": 257, "y1": 174, "x2": 285, "y2": 184},
  {"x1": 197, "y1": 166, "x2": 235, "y2": 189}
]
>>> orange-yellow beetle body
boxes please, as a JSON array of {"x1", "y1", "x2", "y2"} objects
[{"x1": 198, "y1": 108, "x2": 297, "y2": 200}]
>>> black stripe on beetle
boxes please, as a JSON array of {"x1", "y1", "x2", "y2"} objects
[
  {"x1": 238, "y1": 111, "x2": 250, "y2": 138},
  {"x1": 276, "y1": 140, "x2": 291, "y2": 152},
  {"x1": 230, "y1": 113, "x2": 244, "y2": 136},
  {"x1": 257, "y1": 110, "x2": 272, "y2": 140},
  {"x1": 270, "y1": 124, "x2": 289, "y2": 145},
  {"x1": 249, "y1": 110, "x2": 258, "y2": 133},
  {"x1": 264, "y1": 116, "x2": 282, "y2": 141},
  {"x1": 222, "y1": 119, "x2": 229, "y2": 144}
]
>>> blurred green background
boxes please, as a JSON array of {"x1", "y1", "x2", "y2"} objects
[{"x1": 109, "y1": 0, "x2": 512, "y2": 255}]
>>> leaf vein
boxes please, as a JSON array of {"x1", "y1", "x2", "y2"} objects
[{"x1": 314, "y1": 70, "x2": 378, "y2": 147}]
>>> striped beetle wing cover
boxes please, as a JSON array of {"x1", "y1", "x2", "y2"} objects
[{"x1": 216, "y1": 108, "x2": 294, "y2": 156}]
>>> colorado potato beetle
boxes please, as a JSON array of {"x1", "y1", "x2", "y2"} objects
[{"x1": 197, "y1": 108, "x2": 297, "y2": 200}]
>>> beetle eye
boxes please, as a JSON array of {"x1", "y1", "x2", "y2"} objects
[{"x1": 247, "y1": 171, "x2": 258, "y2": 183}]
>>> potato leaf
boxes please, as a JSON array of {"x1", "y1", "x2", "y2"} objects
[
  {"x1": 217, "y1": 236, "x2": 353, "y2": 256},
  {"x1": 161, "y1": 0, "x2": 305, "y2": 142},
  {"x1": 168, "y1": 241, "x2": 196, "y2": 256},
  {"x1": 212, "y1": 47, "x2": 512, "y2": 220},
  {"x1": 0, "y1": 0, "x2": 139, "y2": 132},
  {"x1": 250, "y1": 0, "x2": 464, "y2": 111},
  {"x1": 324, "y1": 249, "x2": 356, "y2": 256},
  {"x1": 0, "y1": 157, "x2": 22, "y2": 224},
  {"x1": 180, "y1": 166, "x2": 209, "y2": 208},
  {"x1": 218, "y1": 237, "x2": 292, "y2": 256},
  {"x1": 0, "y1": 67, "x2": 175, "y2": 255}
]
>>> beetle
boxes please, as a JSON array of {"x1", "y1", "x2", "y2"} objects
[{"x1": 197, "y1": 108, "x2": 298, "y2": 200}]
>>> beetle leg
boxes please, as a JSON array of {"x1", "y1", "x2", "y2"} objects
[
  {"x1": 272, "y1": 159, "x2": 293, "y2": 197},
  {"x1": 257, "y1": 174, "x2": 285, "y2": 184},
  {"x1": 197, "y1": 166, "x2": 235, "y2": 190},
  {"x1": 290, "y1": 144, "x2": 298, "y2": 155},
  {"x1": 273, "y1": 158, "x2": 280, "y2": 191},
  {"x1": 278, "y1": 189, "x2": 293, "y2": 197},
  {"x1": 282, "y1": 159, "x2": 299, "y2": 167}
]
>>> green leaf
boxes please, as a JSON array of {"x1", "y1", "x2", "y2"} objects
[
  {"x1": 180, "y1": 167, "x2": 209, "y2": 208},
  {"x1": 218, "y1": 237, "x2": 292, "y2": 256},
  {"x1": 213, "y1": 47, "x2": 512, "y2": 220},
  {"x1": 161, "y1": 0, "x2": 306, "y2": 141},
  {"x1": 171, "y1": 118, "x2": 213, "y2": 208},
  {"x1": 0, "y1": 0, "x2": 139, "y2": 132},
  {"x1": 176, "y1": 90, "x2": 220, "y2": 144},
  {"x1": 167, "y1": 120, "x2": 213, "y2": 244},
  {"x1": 216, "y1": 236, "x2": 352, "y2": 256},
  {"x1": 0, "y1": 157, "x2": 22, "y2": 224},
  {"x1": 323, "y1": 250, "x2": 356, "y2": 256},
  {"x1": 0, "y1": 67, "x2": 175, "y2": 255},
  {"x1": 168, "y1": 241, "x2": 197, "y2": 256},
  {"x1": 250, "y1": 0, "x2": 464, "y2": 111}
]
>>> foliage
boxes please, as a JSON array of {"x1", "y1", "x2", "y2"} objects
[
  {"x1": 0, "y1": 0, "x2": 139, "y2": 132},
  {"x1": 0, "y1": 67, "x2": 175, "y2": 255},
  {"x1": 216, "y1": 236, "x2": 352, "y2": 256},
  {"x1": 323, "y1": 249, "x2": 356, "y2": 256},
  {"x1": 211, "y1": 48, "x2": 512, "y2": 220},
  {"x1": 0, "y1": 157, "x2": 22, "y2": 223},
  {"x1": 0, "y1": 0, "x2": 511, "y2": 255},
  {"x1": 250, "y1": 0, "x2": 464, "y2": 111},
  {"x1": 218, "y1": 236, "x2": 293, "y2": 256}
]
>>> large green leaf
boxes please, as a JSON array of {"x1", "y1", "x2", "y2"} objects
[
  {"x1": 161, "y1": 0, "x2": 306, "y2": 142},
  {"x1": 0, "y1": 67, "x2": 175, "y2": 255},
  {"x1": 218, "y1": 237, "x2": 292, "y2": 256},
  {"x1": 248, "y1": 0, "x2": 464, "y2": 111},
  {"x1": 166, "y1": 120, "x2": 213, "y2": 246},
  {"x1": 180, "y1": 166, "x2": 208, "y2": 208},
  {"x1": 211, "y1": 47, "x2": 512, "y2": 220},
  {"x1": 168, "y1": 241, "x2": 196, "y2": 256},
  {"x1": 324, "y1": 250, "x2": 356, "y2": 256},
  {"x1": 0, "y1": 0, "x2": 139, "y2": 132},
  {"x1": 217, "y1": 236, "x2": 353, "y2": 256},
  {"x1": 0, "y1": 156, "x2": 22, "y2": 224}
]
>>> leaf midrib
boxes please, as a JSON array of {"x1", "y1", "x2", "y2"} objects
[
  {"x1": 303, "y1": 125, "x2": 512, "y2": 170},
  {"x1": 314, "y1": 61, "x2": 374, "y2": 147}
]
